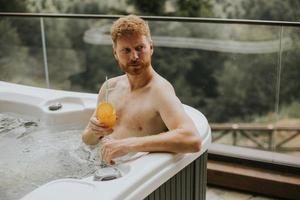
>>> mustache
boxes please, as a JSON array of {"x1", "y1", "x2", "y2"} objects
[{"x1": 129, "y1": 60, "x2": 142, "y2": 65}]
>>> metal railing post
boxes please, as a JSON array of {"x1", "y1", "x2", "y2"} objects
[{"x1": 40, "y1": 17, "x2": 50, "y2": 88}]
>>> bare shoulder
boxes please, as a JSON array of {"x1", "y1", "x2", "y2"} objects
[
  {"x1": 150, "y1": 74, "x2": 196, "y2": 131},
  {"x1": 149, "y1": 74, "x2": 182, "y2": 111},
  {"x1": 107, "y1": 75, "x2": 126, "y2": 88},
  {"x1": 151, "y1": 74, "x2": 176, "y2": 98}
]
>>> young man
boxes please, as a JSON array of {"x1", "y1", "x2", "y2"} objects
[{"x1": 82, "y1": 15, "x2": 201, "y2": 164}]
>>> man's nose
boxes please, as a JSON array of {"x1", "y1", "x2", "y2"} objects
[{"x1": 130, "y1": 50, "x2": 139, "y2": 60}]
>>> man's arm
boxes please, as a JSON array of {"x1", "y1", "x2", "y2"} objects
[
  {"x1": 81, "y1": 80, "x2": 112, "y2": 145},
  {"x1": 101, "y1": 82, "x2": 202, "y2": 163}
]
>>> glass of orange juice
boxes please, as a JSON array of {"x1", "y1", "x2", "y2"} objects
[
  {"x1": 96, "y1": 101, "x2": 116, "y2": 128},
  {"x1": 96, "y1": 76, "x2": 116, "y2": 128}
]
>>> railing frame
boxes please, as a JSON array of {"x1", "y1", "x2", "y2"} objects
[
  {"x1": 1, "y1": 12, "x2": 300, "y2": 27},
  {"x1": 211, "y1": 124, "x2": 300, "y2": 151}
]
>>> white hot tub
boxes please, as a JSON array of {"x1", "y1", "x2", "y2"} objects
[{"x1": 0, "y1": 81, "x2": 211, "y2": 200}]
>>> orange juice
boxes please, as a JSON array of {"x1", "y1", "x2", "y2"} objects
[{"x1": 96, "y1": 102, "x2": 116, "y2": 128}]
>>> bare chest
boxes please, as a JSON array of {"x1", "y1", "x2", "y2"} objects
[{"x1": 109, "y1": 89, "x2": 167, "y2": 138}]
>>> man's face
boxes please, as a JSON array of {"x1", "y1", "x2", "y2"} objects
[{"x1": 113, "y1": 33, "x2": 153, "y2": 75}]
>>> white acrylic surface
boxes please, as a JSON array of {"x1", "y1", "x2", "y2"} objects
[{"x1": 0, "y1": 81, "x2": 211, "y2": 200}]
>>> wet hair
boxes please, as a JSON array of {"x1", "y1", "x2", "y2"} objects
[{"x1": 111, "y1": 15, "x2": 151, "y2": 47}]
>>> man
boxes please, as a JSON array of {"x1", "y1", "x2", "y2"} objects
[{"x1": 82, "y1": 15, "x2": 201, "y2": 164}]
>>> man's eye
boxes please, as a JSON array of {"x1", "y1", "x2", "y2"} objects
[
  {"x1": 136, "y1": 46, "x2": 144, "y2": 52},
  {"x1": 122, "y1": 48, "x2": 130, "y2": 54}
]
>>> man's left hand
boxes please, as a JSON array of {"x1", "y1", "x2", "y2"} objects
[{"x1": 100, "y1": 137, "x2": 132, "y2": 165}]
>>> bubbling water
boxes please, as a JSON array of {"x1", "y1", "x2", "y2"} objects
[{"x1": 0, "y1": 113, "x2": 101, "y2": 200}]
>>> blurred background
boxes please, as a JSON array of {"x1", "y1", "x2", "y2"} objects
[{"x1": 0, "y1": 0, "x2": 300, "y2": 157}]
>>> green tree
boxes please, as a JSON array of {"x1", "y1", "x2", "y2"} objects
[
  {"x1": 211, "y1": 0, "x2": 300, "y2": 122},
  {"x1": 0, "y1": 0, "x2": 26, "y2": 12},
  {"x1": 0, "y1": 20, "x2": 43, "y2": 86},
  {"x1": 175, "y1": 0, "x2": 212, "y2": 17},
  {"x1": 126, "y1": 0, "x2": 166, "y2": 15},
  {"x1": 241, "y1": 0, "x2": 300, "y2": 21}
]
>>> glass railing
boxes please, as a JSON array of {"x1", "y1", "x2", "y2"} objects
[{"x1": 0, "y1": 13, "x2": 299, "y2": 162}]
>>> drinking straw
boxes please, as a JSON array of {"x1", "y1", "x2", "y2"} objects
[{"x1": 105, "y1": 76, "x2": 108, "y2": 102}]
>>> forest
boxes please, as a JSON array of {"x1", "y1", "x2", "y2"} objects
[{"x1": 0, "y1": 0, "x2": 299, "y2": 124}]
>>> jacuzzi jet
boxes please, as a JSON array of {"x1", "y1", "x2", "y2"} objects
[
  {"x1": 48, "y1": 103, "x2": 62, "y2": 111},
  {"x1": 93, "y1": 167, "x2": 122, "y2": 181}
]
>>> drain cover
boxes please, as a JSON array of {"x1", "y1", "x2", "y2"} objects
[
  {"x1": 93, "y1": 167, "x2": 122, "y2": 181},
  {"x1": 48, "y1": 103, "x2": 62, "y2": 111}
]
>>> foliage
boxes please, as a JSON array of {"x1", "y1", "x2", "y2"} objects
[
  {"x1": 240, "y1": 0, "x2": 300, "y2": 21},
  {"x1": 281, "y1": 102, "x2": 300, "y2": 118},
  {"x1": 175, "y1": 0, "x2": 212, "y2": 17},
  {"x1": 126, "y1": 0, "x2": 166, "y2": 15},
  {"x1": 0, "y1": 0, "x2": 26, "y2": 12},
  {"x1": 0, "y1": 0, "x2": 300, "y2": 124},
  {"x1": 0, "y1": 20, "x2": 44, "y2": 86}
]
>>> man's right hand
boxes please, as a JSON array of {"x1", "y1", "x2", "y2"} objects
[
  {"x1": 88, "y1": 117, "x2": 113, "y2": 139},
  {"x1": 82, "y1": 116, "x2": 114, "y2": 145}
]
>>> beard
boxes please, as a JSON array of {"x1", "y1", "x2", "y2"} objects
[{"x1": 118, "y1": 58, "x2": 151, "y2": 76}]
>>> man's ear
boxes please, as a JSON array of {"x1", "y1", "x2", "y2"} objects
[
  {"x1": 113, "y1": 49, "x2": 118, "y2": 60},
  {"x1": 150, "y1": 41, "x2": 154, "y2": 55}
]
